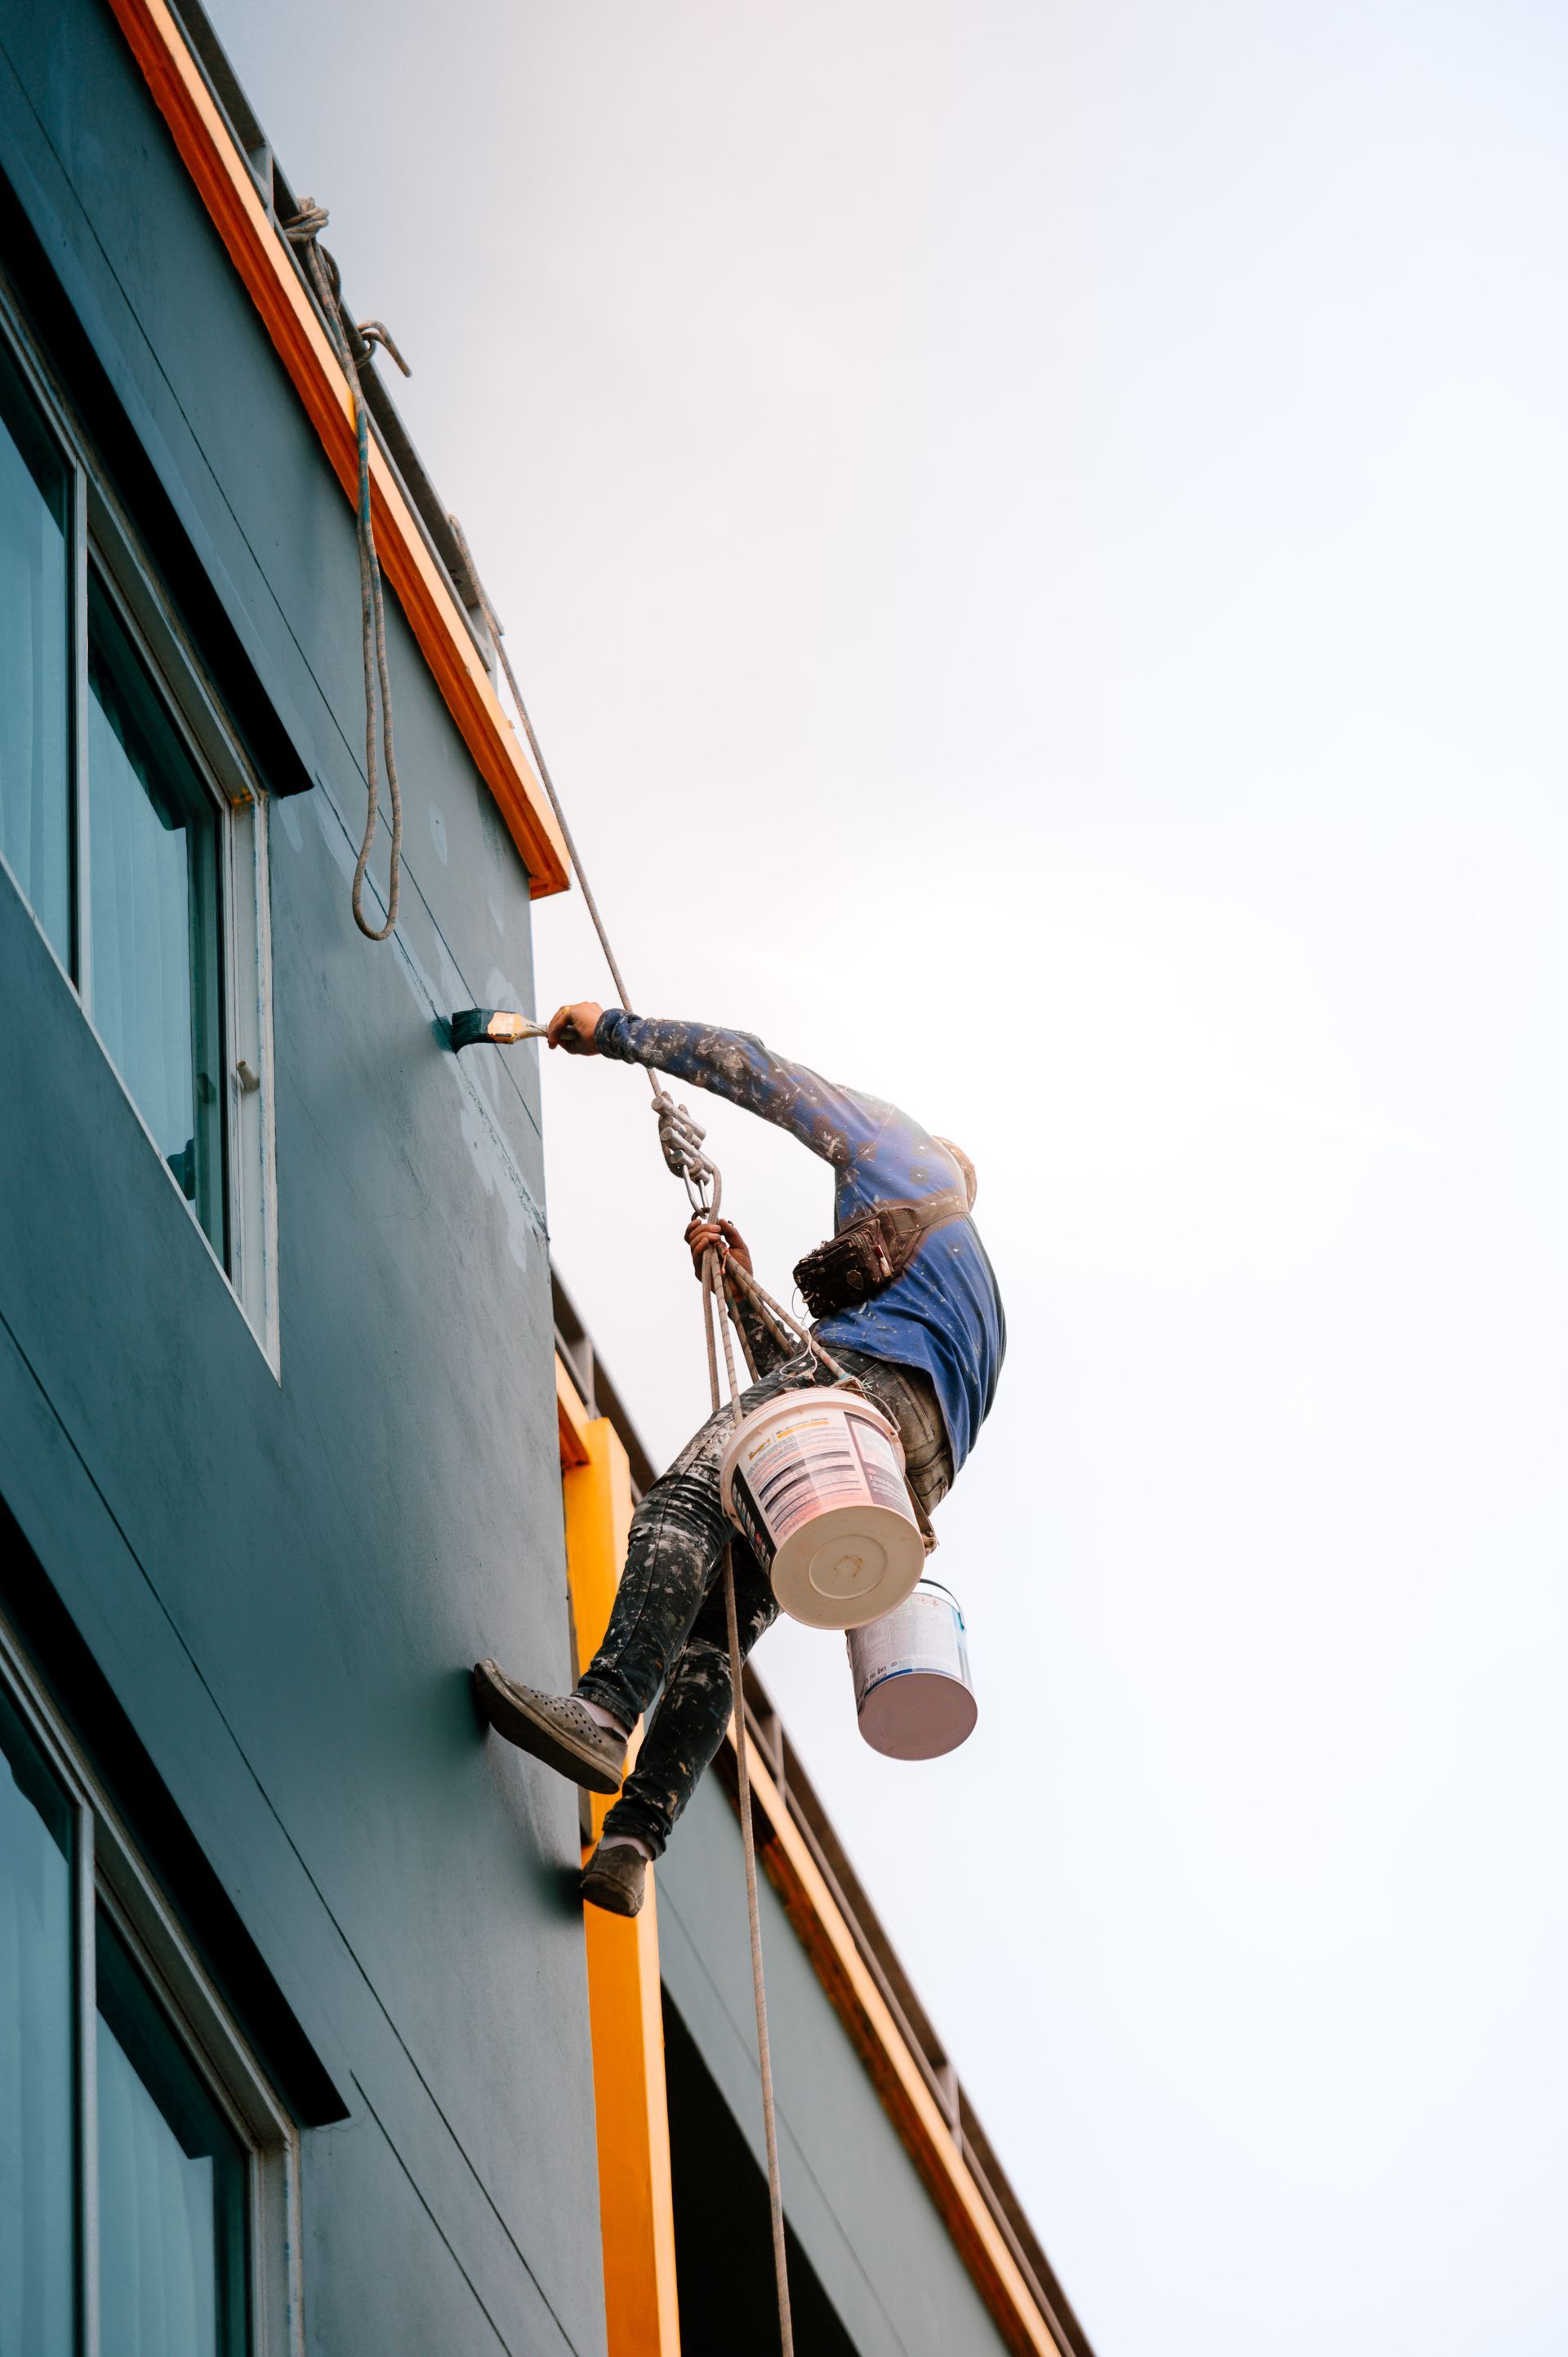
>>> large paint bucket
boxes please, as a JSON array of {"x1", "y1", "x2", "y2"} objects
[
  {"x1": 848, "y1": 1578, "x2": 978, "y2": 1758},
  {"x1": 719, "y1": 1389, "x2": 924, "y2": 1629}
]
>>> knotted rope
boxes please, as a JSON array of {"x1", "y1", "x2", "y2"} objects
[{"x1": 283, "y1": 202, "x2": 408, "y2": 941}]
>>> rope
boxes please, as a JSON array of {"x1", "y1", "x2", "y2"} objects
[
  {"x1": 447, "y1": 515, "x2": 635, "y2": 1011},
  {"x1": 444, "y1": 516, "x2": 797, "y2": 2353},
  {"x1": 283, "y1": 202, "x2": 407, "y2": 942},
  {"x1": 727, "y1": 1255, "x2": 857, "y2": 1387},
  {"x1": 701, "y1": 1250, "x2": 795, "y2": 2357},
  {"x1": 730, "y1": 1291, "x2": 762, "y2": 1383},
  {"x1": 448, "y1": 517, "x2": 737, "y2": 1232}
]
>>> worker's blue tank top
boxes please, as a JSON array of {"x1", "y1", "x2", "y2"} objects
[{"x1": 595, "y1": 1013, "x2": 1005, "y2": 1472}]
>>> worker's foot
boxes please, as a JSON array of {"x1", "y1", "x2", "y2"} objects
[
  {"x1": 471, "y1": 1661, "x2": 626, "y2": 1795},
  {"x1": 581, "y1": 1840, "x2": 648, "y2": 1917}
]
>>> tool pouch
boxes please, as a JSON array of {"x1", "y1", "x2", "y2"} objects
[{"x1": 793, "y1": 1187, "x2": 968, "y2": 1318}]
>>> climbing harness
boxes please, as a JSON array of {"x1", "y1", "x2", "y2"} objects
[
  {"x1": 283, "y1": 202, "x2": 409, "y2": 942},
  {"x1": 794, "y1": 1183, "x2": 969, "y2": 1317}
]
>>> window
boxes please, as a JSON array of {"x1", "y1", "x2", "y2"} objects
[
  {"x1": 96, "y1": 1914, "x2": 250, "y2": 2357},
  {"x1": 0, "y1": 1636, "x2": 299, "y2": 2356},
  {"x1": 0, "y1": 335, "x2": 71, "y2": 970},
  {"x1": 0, "y1": 1676, "x2": 74, "y2": 2357},
  {"x1": 0, "y1": 301, "x2": 277, "y2": 1360},
  {"x1": 87, "y1": 582, "x2": 228, "y2": 1254}
]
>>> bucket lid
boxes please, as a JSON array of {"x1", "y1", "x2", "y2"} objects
[{"x1": 770, "y1": 1500, "x2": 925, "y2": 1630}]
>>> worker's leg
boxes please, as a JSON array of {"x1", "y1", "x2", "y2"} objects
[
  {"x1": 573, "y1": 1352, "x2": 814, "y2": 1733},
  {"x1": 595, "y1": 1351, "x2": 952, "y2": 1854},
  {"x1": 596, "y1": 1543, "x2": 777, "y2": 1858},
  {"x1": 831, "y1": 1348, "x2": 954, "y2": 1516},
  {"x1": 476, "y1": 1344, "x2": 948, "y2": 1808}
]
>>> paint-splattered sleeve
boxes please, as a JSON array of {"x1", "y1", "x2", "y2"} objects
[{"x1": 591, "y1": 1011, "x2": 886, "y2": 1167}]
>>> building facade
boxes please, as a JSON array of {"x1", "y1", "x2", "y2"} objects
[{"x1": 0, "y1": 3, "x2": 1094, "y2": 2351}]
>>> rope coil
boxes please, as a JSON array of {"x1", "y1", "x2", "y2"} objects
[{"x1": 283, "y1": 201, "x2": 405, "y2": 942}]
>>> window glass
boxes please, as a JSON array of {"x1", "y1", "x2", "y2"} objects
[
  {"x1": 0, "y1": 1684, "x2": 76, "y2": 2357},
  {"x1": 0, "y1": 337, "x2": 71, "y2": 967},
  {"x1": 87, "y1": 581, "x2": 225, "y2": 1258},
  {"x1": 95, "y1": 1914, "x2": 250, "y2": 2357}
]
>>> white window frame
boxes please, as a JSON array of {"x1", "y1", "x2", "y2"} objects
[
  {"x1": 0, "y1": 1608, "x2": 303, "y2": 2357},
  {"x1": 0, "y1": 281, "x2": 280, "y2": 1370}
]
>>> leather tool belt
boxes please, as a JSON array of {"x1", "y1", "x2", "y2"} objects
[{"x1": 793, "y1": 1187, "x2": 968, "y2": 1318}]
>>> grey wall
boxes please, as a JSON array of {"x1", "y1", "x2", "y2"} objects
[
  {"x1": 657, "y1": 1773, "x2": 1017, "y2": 2357},
  {"x1": 0, "y1": 3, "x2": 606, "y2": 2351}
]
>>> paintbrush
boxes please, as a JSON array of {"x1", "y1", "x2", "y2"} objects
[{"x1": 448, "y1": 1009, "x2": 551, "y2": 1052}]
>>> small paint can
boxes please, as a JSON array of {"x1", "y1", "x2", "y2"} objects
[
  {"x1": 847, "y1": 1578, "x2": 978, "y2": 1759},
  {"x1": 719, "y1": 1388, "x2": 924, "y2": 1629}
]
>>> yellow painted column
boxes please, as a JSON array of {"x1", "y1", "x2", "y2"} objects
[{"x1": 560, "y1": 1382, "x2": 682, "y2": 2357}]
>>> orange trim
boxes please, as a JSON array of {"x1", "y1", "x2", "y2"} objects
[
  {"x1": 580, "y1": 1887, "x2": 681, "y2": 2357},
  {"x1": 724, "y1": 1727, "x2": 1063, "y2": 2357},
  {"x1": 102, "y1": 0, "x2": 571, "y2": 899},
  {"x1": 556, "y1": 1355, "x2": 593, "y2": 1470},
  {"x1": 558, "y1": 1370, "x2": 681, "y2": 2355}
]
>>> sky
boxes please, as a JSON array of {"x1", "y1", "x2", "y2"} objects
[{"x1": 209, "y1": 3, "x2": 1568, "y2": 2350}]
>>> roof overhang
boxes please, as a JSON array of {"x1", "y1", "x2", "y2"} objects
[{"x1": 104, "y1": 0, "x2": 571, "y2": 898}]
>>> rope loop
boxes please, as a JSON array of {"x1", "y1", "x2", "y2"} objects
[
  {"x1": 281, "y1": 197, "x2": 330, "y2": 244},
  {"x1": 357, "y1": 320, "x2": 412, "y2": 377},
  {"x1": 282, "y1": 202, "x2": 348, "y2": 360},
  {"x1": 282, "y1": 200, "x2": 403, "y2": 942}
]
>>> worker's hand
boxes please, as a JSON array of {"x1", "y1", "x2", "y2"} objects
[
  {"x1": 686, "y1": 1217, "x2": 752, "y2": 1294},
  {"x1": 547, "y1": 1001, "x2": 604, "y2": 1055}
]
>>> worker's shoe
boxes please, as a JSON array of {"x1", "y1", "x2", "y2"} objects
[
  {"x1": 471, "y1": 1661, "x2": 626, "y2": 1796},
  {"x1": 581, "y1": 1841, "x2": 648, "y2": 1918}
]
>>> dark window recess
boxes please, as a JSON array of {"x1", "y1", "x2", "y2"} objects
[
  {"x1": 0, "y1": 331, "x2": 72, "y2": 969},
  {"x1": 0, "y1": 1499, "x2": 346, "y2": 2134},
  {"x1": 662, "y1": 1994, "x2": 860, "y2": 2357},
  {"x1": 0, "y1": 1679, "x2": 77, "y2": 2357},
  {"x1": 87, "y1": 581, "x2": 226, "y2": 1259},
  {"x1": 95, "y1": 1914, "x2": 251, "y2": 2357},
  {"x1": 0, "y1": 168, "x2": 310, "y2": 804}
]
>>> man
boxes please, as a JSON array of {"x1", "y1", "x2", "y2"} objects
[{"x1": 474, "y1": 1001, "x2": 1004, "y2": 1915}]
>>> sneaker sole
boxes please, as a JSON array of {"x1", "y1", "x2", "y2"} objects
[
  {"x1": 581, "y1": 1865, "x2": 645, "y2": 1918},
  {"x1": 472, "y1": 1663, "x2": 624, "y2": 1796}
]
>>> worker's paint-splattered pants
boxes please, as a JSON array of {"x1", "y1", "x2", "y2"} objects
[{"x1": 578, "y1": 1348, "x2": 953, "y2": 1858}]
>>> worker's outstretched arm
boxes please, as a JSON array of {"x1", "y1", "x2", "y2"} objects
[{"x1": 548, "y1": 1003, "x2": 889, "y2": 1169}]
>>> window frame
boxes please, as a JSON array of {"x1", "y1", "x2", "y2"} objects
[
  {"x1": 0, "y1": 1607, "x2": 302, "y2": 2357},
  {"x1": 0, "y1": 280, "x2": 279, "y2": 1370}
]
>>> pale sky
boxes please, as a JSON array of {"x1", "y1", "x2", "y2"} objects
[{"x1": 212, "y1": 3, "x2": 1568, "y2": 2349}]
